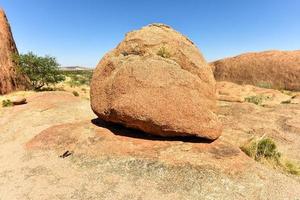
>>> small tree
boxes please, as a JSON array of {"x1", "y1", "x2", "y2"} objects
[{"x1": 14, "y1": 52, "x2": 65, "y2": 90}]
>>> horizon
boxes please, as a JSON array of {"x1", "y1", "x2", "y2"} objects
[{"x1": 1, "y1": 0, "x2": 300, "y2": 67}]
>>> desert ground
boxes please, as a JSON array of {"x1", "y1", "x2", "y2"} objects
[
  {"x1": 0, "y1": 77, "x2": 299, "y2": 200},
  {"x1": 1, "y1": 8, "x2": 300, "y2": 199}
]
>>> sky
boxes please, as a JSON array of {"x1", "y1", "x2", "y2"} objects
[{"x1": 1, "y1": 0, "x2": 300, "y2": 67}]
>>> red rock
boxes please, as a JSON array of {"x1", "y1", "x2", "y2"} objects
[
  {"x1": 211, "y1": 50, "x2": 300, "y2": 91},
  {"x1": 91, "y1": 24, "x2": 221, "y2": 140},
  {"x1": 0, "y1": 8, "x2": 28, "y2": 95}
]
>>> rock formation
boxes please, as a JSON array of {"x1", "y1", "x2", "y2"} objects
[
  {"x1": 211, "y1": 50, "x2": 300, "y2": 91},
  {"x1": 91, "y1": 23, "x2": 221, "y2": 140},
  {"x1": 0, "y1": 8, "x2": 27, "y2": 95}
]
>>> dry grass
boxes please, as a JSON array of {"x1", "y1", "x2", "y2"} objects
[
  {"x1": 241, "y1": 136, "x2": 299, "y2": 176},
  {"x1": 157, "y1": 46, "x2": 171, "y2": 58},
  {"x1": 284, "y1": 161, "x2": 300, "y2": 175},
  {"x1": 2, "y1": 99, "x2": 13, "y2": 107}
]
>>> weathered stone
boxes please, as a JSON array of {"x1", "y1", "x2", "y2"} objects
[{"x1": 91, "y1": 24, "x2": 221, "y2": 139}]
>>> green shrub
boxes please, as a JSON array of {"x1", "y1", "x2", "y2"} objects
[
  {"x1": 240, "y1": 137, "x2": 281, "y2": 162},
  {"x1": 2, "y1": 99, "x2": 13, "y2": 107},
  {"x1": 14, "y1": 52, "x2": 65, "y2": 90},
  {"x1": 157, "y1": 46, "x2": 171, "y2": 58},
  {"x1": 72, "y1": 91, "x2": 79, "y2": 97},
  {"x1": 256, "y1": 138, "x2": 281, "y2": 161},
  {"x1": 240, "y1": 137, "x2": 300, "y2": 176},
  {"x1": 63, "y1": 70, "x2": 93, "y2": 87},
  {"x1": 245, "y1": 95, "x2": 264, "y2": 105}
]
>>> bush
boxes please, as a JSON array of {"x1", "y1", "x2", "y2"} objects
[
  {"x1": 157, "y1": 46, "x2": 171, "y2": 58},
  {"x1": 72, "y1": 91, "x2": 79, "y2": 97},
  {"x1": 240, "y1": 136, "x2": 300, "y2": 176},
  {"x1": 2, "y1": 99, "x2": 13, "y2": 107},
  {"x1": 14, "y1": 52, "x2": 65, "y2": 90},
  {"x1": 245, "y1": 95, "x2": 264, "y2": 105},
  {"x1": 241, "y1": 137, "x2": 281, "y2": 162},
  {"x1": 256, "y1": 138, "x2": 281, "y2": 161}
]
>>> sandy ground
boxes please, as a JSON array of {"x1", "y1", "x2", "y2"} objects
[{"x1": 0, "y1": 83, "x2": 299, "y2": 199}]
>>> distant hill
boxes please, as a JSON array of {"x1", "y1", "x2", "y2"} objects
[{"x1": 60, "y1": 66, "x2": 93, "y2": 71}]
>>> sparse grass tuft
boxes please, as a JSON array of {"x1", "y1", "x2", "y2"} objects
[
  {"x1": 256, "y1": 82, "x2": 272, "y2": 89},
  {"x1": 280, "y1": 90, "x2": 294, "y2": 96},
  {"x1": 157, "y1": 46, "x2": 171, "y2": 58},
  {"x1": 62, "y1": 70, "x2": 93, "y2": 87},
  {"x1": 256, "y1": 138, "x2": 281, "y2": 161},
  {"x1": 241, "y1": 136, "x2": 299, "y2": 176},
  {"x1": 284, "y1": 161, "x2": 300, "y2": 175},
  {"x1": 241, "y1": 137, "x2": 281, "y2": 162},
  {"x1": 72, "y1": 91, "x2": 79, "y2": 97},
  {"x1": 245, "y1": 95, "x2": 265, "y2": 105},
  {"x1": 2, "y1": 99, "x2": 13, "y2": 107}
]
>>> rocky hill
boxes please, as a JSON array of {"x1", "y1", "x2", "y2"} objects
[
  {"x1": 211, "y1": 50, "x2": 300, "y2": 91},
  {"x1": 0, "y1": 8, "x2": 28, "y2": 94}
]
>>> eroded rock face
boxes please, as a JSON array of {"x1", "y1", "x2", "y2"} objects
[
  {"x1": 211, "y1": 50, "x2": 300, "y2": 91},
  {"x1": 91, "y1": 24, "x2": 221, "y2": 140},
  {"x1": 0, "y1": 9, "x2": 28, "y2": 94}
]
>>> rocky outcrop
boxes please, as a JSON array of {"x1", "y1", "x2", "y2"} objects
[
  {"x1": 211, "y1": 50, "x2": 300, "y2": 91},
  {"x1": 0, "y1": 8, "x2": 28, "y2": 95},
  {"x1": 216, "y1": 81, "x2": 292, "y2": 106},
  {"x1": 91, "y1": 23, "x2": 221, "y2": 140}
]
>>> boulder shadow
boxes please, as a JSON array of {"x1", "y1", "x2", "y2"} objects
[{"x1": 91, "y1": 118, "x2": 214, "y2": 144}]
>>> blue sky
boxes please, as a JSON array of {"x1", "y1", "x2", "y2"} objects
[{"x1": 1, "y1": 0, "x2": 300, "y2": 67}]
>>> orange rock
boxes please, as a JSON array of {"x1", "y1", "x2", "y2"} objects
[
  {"x1": 211, "y1": 50, "x2": 300, "y2": 91},
  {"x1": 0, "y1": 8, "x2": 28, "y2": 95},
  {"x1": 91, "y1": 24, "x2": 221, "y2": 140}
]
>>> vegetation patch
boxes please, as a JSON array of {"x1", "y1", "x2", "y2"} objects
[
  {"x1": 284, "y1": 161, "x2": 300, "y2": 175},
  {"x1": 14, "y1": 52, "x2": 65, "y2": 90},
  {"x1": 244, "y1": 95, "x2": 268, "y2": 105},
  {"x1": 2, "y1": 99, "x2": 13, "y2": 107},
  {"x1": 63, "y1": 70, "x2": 93, "y2": 87},
  {"x1": 241, "y1": 137, "x2": 281, "y2": 162},
  {"x1": 241, "y1": 136, "x2": 299, "y2": 176},
  {"x1": 256, "y1": 82, "x2": 272, "y2": 89},
  {"x1": 157, "y1": 46, "x2": 171, "y2": 58}
]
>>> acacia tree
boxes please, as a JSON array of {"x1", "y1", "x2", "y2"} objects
[{"x1": 14, "y1": 52, "x2": 65, "y2": 90}]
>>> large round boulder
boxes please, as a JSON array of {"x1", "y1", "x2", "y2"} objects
[
  {"x1": 91, "y1": 24, "x2": 221, "y2": 140},
  {"x1": 211, "y1": 50, "x2": 300, "y2": 91}
]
